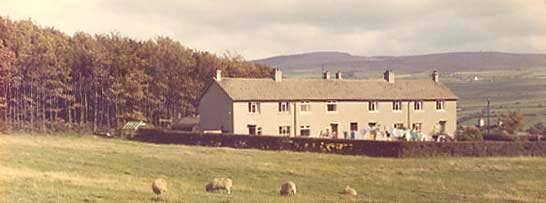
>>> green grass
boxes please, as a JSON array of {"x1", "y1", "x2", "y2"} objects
[{"x1": 1, "y1": 134, "x2": 546, "y2": 202}]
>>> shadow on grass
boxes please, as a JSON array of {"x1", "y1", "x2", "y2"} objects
[{"x1": 150, "y1": 196, "x2": 167, "y2": 202}]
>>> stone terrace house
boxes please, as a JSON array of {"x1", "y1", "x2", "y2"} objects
[{"x1": 198, "y1": 69, "x2": 458, "y2": 138}]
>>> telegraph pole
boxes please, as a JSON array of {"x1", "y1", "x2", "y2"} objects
[{"x1": 487, "y1": 98, "x2": 491, "y2": 136}]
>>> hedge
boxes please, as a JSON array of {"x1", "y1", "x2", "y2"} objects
[{"x1": 133, "y1": 129, "x2": 546, "y2": 158}]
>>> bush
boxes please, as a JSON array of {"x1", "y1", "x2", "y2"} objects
[
  {"x1": 497, "y1": 112, "x2": 525, "y2": 134},
  {"x1": 455, "y1": 126, "x2": 483, "y2": 141}
]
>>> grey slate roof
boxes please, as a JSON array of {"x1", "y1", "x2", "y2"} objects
[{"x1": 216, "y1": 78, "x2": 458, "y2": 101}]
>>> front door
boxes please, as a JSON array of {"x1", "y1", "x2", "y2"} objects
[
  {"x1": 330, "y1": 123, "x2": 339, "y2": 138},
  {"x1": 248, "y1": 125, "x2": 257, "y2": 135},
  {"x1": 439, "y1": 121, "x2": 447, "y2": 134},
  {"x1": 350, "y1": 122, "x2": 358, "y2": 139}
]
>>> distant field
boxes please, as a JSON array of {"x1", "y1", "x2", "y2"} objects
[
  {"x1": 1, "y1": 134, "x2": 546, "y2": 202},
  {"x1": 442, "y1": 68, "x2": 546, "y2": 127}
]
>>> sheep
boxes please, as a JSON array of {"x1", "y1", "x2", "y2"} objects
[
  {"x1": 205, "y1": 177, "x2": 233, "y2": 194},
  {"x1": 343, "y1": 185, "x2": 357, "y2": 196},
  {"x1": 151, "y1": 178, "x2": 167, "y2": 195},
  {"x1": 280, "y1": 181, "x2": 296, "y2": 196}
]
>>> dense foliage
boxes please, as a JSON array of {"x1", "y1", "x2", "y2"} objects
[
  {"x1": 0, "y1": 17, "x2": 271, "y2": 132},
  {"x1": 496, "y1": 112, "x2": 525, "y2": 135},
  {"x1": 455, "y1": 126, "x2": 483, "y2": 141}
]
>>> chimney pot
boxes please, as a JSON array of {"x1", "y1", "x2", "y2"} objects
[
  {"x1": 273, "y1": 68, "x2": 282, "y2": 82},
  {"x1": 336, "y1": 71, "x2": 343, "y2": 79},
  {"x1": 323, "y1": 71, "x2": 331, "y2": 80},
  {"x1": 384, "y1": 70, "x2": 395, "y2": 83},
  {"x1": 432, "y1": 70, "x2": 439, "y2": 83},
  {"x1": 215, "y1": 69, "x2": 222, "y2": 81}
]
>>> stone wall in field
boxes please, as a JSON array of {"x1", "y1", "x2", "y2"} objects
[{"x1": 134, "y1": 129, "x2": 546, "y2": 158}]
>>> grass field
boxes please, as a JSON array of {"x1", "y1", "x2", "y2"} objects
[{"x1": 1, "y1": 134, "x2": 546, "y2": 202}]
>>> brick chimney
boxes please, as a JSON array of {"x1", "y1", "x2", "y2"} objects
[
  {"x1": 323, "y1": 71, "x2": 331, "y2": 80},
  {"x1": 336, "y1": 71, "x2": 342, "y2": 79},
  {"x1": 384, "y1": 70, "x2": 394, "y2": 83},
  {"x1": 215, "y1": 69, "x2": 222, "y2": 81},
  {"x1": 273, "y1": 68, "x2": 282, "y2": 82},
  {"x1": 432, "y1": 70, "x2": 439, "y2": 83}
]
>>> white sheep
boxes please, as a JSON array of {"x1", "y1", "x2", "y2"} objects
[
  {"x1": 152, "y1": 178, "x2": 167, "y2": 195},
  {"x1": 343, "y1": 185, "x2": 357, "y2": 196},
  {"x1": 205, "y1": 177, "x2": 233, "y2": 194},
  {"x1": 280, "y1": 181, "x2": 297, "y2": 196}
]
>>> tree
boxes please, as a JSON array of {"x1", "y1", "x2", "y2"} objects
[
  {"x1": 497, "y1": 112, "x2": 525, "y2": 135},
  {"x1": 455, "y1": 126, "x2": 483, "y2": 141}
]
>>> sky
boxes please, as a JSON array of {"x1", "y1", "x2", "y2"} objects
[{"x1": 1, "y1": 0, "x2": 546, "y2": 60}]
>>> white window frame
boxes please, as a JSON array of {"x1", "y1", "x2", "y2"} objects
[
  {"x1": 414, "y1": 100, "x2": 424, "y2": 111},
  {"x1": 368, "y1": 101, "x2": 379, "y2": 112},
  {"x1": 300, "y1": 125, "x2": 311, "y2": 136},
  {"x1": 394, "y1": 123, "x2": 404, "y2": 129},
  {"x1": 393, "y1": 101, "x2": 402, "y2": 112},
  {"x1": 326, "y1": 101, "x2": 337, "y2": 112},
  {"x1": 412, "y1": 123, "x2": 423, "y2": 132},
  {"x1": 278, "y1": 101, "x2": 290, "y2": 113},
  {"x1": 436, "y1": 100, "x2": 445, "y2": 111},
  {"x1": 300, "y1": 101, "x2": 311, "y2": 113},
  {"x1": 248, "y1": 102, "x2": 260, "y2": 114},
  {"x1": 279, "y1": 125, "x2": 291, "y2": 136}
]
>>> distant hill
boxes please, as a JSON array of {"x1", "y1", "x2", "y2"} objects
[{"x1": 253, "y1": 51, "x2": 546, "y2": 72}]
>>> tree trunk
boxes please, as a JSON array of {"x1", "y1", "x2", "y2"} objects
[{"x1": 93, "y1": 85, "x2": 98, "y2": 131}]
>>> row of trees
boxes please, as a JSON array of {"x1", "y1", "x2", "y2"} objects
[{"x1": 0, "y1": 17, "x2": 271, "y2": 132}]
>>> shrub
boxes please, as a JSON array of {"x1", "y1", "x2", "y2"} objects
[
  {"x1": 497, "y1": 112, "x2": 525, "y2": 134},
  {"x1": 455, "y1": 126, "x2": 483, "y2": 141}
]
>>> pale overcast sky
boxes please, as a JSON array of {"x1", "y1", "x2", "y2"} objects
[{"x1": 1, "y1": 0, "x2": 546, "y2": 59}]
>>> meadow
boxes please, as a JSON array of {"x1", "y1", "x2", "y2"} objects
[{"x1": 1, "y1": 134, "x2": 546, "y2": 202}]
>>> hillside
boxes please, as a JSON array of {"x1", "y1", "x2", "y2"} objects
[
  {"x1": 2, "y1": 134, "x2": 546, "y2": 202},
  {"x1": 253, "y1": 51, "x2": 546, "y2": 73}
]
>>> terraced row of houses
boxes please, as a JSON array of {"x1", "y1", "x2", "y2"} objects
[{"x1": 199, "y1": 69, "x2": 457, "y2": 138}]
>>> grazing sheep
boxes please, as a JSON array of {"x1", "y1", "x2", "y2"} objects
[
  {"x1": 152, "y1": 178, "x2": 167, "y2": 195},
  {"x1": 205, "y1": 177, "x2": 233, "y2": 194},
  {"x1": 344, "y1": 185, "x2": 357, "y2": 196},
  {"x1": 280, "y1": 181, "x2": 296, "y2": 196}
]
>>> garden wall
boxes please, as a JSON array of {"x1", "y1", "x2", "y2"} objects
[{"x1": 134, "y1": 129, "x2": 546, "y2": 158}]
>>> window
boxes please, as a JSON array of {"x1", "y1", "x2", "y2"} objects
[
  {"x1": 279, "y1": 126, "x2": 291, "y2": 136},
  {"x1": 394, "y1": 123, "x2": 404, "y2": 129},
  {"x1": 248, "y1": 102, "x2": 260, "y2": 113},
  {"x1": 368, "y1": 122, "x2": 377, "y2": 128},
  {"x1": 257, "y1": 127, "x2": 262, "y2": 135},
  {"x1": 300, "y1": 125, "x2": 311, "y2": 136},
  {"x1": 412, "y1": 123, "x2": 422, "y2": 132},
  {"x1": 278, "y1": 102, "x2": 290, "y2": 113},
  {"x1": 300, "y1": 101, "x2": 311, "y2": 112},
  {"x1": 368, "y1": 101, "x2": 378, "y2": 112},
  {"x1": 327, "y1": 101, "x2": 337, "y2": 112},
  {"x1": 436, "y1": 100, "x2": 445, "y2": 111},
  {"x1": 350, "y1": 122, "x2": 358, "y2": 132},
  {"x1": 414, "y1": 101, "x2": 423, "y2": 111},
  {"x1": 393, "y1": 101, "x2": 402, "y2": 111}
]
